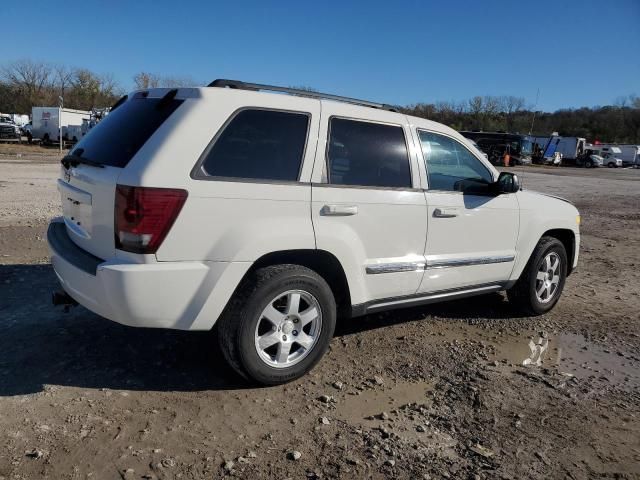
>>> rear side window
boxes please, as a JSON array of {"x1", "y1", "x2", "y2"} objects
[
  {"x1": 199, "y1": 109, "x2": 309, "y2": 181},
  {"x1": 327, "y1": 118, "x2": 411, "y2": 188},
  {"x1": 70, "y1": 97, "x2": 183, "y2": 168}
]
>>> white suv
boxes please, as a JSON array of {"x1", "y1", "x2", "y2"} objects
[{"x1": 48, "y1": 80, "x2": 580, "y2": 384}]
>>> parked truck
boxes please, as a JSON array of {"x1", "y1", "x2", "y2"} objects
[
  {"x1": 544, "y1": 135, "x2": 586, "y2": 163},
  {"x1": 588, "y1": 144, "x2": 640, "y2": 167},
  {"x1": 31, "y1": 107, "x2": 90, "y2": 144},
  {"x1": 584, "y1": 144, "x2": 624, "y2": 167},
  {"x1": 0, "y1": 114, "x2": 21, "y2": 142}
]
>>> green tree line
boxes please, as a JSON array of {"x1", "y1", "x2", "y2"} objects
[{"x1": 1, "y1": 59, "x2": 639, "y2": 143}]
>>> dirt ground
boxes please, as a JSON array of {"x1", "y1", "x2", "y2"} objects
[{"x1": 0, "y1": 148, "x2": 639, "y2": 479}]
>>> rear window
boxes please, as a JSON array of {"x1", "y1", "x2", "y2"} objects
[{"x1": 70, "y1": 96, "x2": 183, "y2": 168}]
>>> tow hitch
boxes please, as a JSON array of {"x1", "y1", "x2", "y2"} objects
[{"x1": 52, "y1": 290, "x2": 78, "y2": 312}]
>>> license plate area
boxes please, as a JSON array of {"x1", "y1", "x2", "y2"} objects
[{"x1": 57, "y1": 179, "x2": 93, "y2": 238}]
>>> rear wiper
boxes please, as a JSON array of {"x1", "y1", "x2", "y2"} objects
[{"x1": 61, "y1": 153, "x2": 104, "y2": 169}]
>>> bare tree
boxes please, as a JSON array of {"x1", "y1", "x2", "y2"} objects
[
  {"x1": 501, "y1": 96, "x2": 525, "y2": 131},
  {"x1": 133, "y1": 72, "x2": 197, "y2": 89},
  {"x1": 63, "y1": 69, "x2": 120, "y2": 110},
  {"x1": 133, "y1": 72, "x2": 161, "y2": 89},
  {"x1": 1, "y1": 59, "x2": 53, "y2": 111},
  {"x1": 482, "y1": 96, "x2": 501, "y2": 116},
  {"x1": 162, "y1": 75, "x2": 199, "y2": 88},
  {"x1": 468, "y1": 96, "x2": 484, "y2": 129},
  {"x1": 53, "y1": 64, "x2": 74, "y2": 101}
]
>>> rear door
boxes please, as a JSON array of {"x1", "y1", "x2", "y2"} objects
[
  {"x1": 311, "y1": 103, "x2": 427, "y2": 303},
  {"x1": 58, "y1": 91, "x2": 185, "y2": 260},
  {"x1": 414, "y1": 129, "x2": 519, "y2": 293}
]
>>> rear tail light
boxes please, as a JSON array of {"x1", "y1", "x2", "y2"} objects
[{"x1": 115, "y1": 185, "x2": 187, "y2": 254}]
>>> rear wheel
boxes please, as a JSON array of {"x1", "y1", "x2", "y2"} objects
[
  {"x1": 508, "y1": 236, "x2": 568, "y2": 315},
  {"x1": 217, "y1": 264, "x2": 336, "y2": 385},
  {"x1": 585, "y1": 159, "x2": 593, "y2": 168}
]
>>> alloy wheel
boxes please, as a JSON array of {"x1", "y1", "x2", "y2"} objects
[
  {"x1": 254, "y1": 290, "x2": 322, "y2": 368},
  {"x1": 535, "y1": 252, "x2": 561, "y2": 304}
]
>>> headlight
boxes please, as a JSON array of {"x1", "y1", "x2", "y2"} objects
[{"x1": 576, "y1": 215, "x2": 581, "y2": 226}]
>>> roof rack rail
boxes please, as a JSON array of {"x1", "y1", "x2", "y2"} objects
[{"x1": 207, "y1": 79, "x2": 399, "y2": 112}]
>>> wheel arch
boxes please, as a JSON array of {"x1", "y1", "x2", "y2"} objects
[
  {"x1": 541, "y1": 228, "x2": 575, "y2": 275},
  {"x1": 249, "y1": 249, "x2": 353, "y2": 318}
]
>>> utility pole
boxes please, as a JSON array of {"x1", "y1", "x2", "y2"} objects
[
  {"x1": 528, "y1": 88, "x2": 540, "y2": 136},
  {"x1": 59, "y1": 96, "x2": 64, "y2": 154}
]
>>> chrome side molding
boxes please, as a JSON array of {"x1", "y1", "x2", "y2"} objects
[
  {"x1": 365, "y1": 261, "x2": 426, "y2": 275},
  {"x1": 426, "y1": 255, "x2": 515, "y2": 269},
  {"x1": 365, "y1": 255, "x2": 514, "y2": 274}
]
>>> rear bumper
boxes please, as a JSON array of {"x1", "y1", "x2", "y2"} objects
[{"x1": 47, "y1": 219, "x2": 249, "y2": 330}]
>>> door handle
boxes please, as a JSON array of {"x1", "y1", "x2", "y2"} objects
[
  {"x1": 433, "y1": 208, "x2": 458, "y2": 218},
  {"x1": 321, "y1": 204, "x2": 358, "y2": 216}
]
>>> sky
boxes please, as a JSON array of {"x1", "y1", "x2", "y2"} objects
[{"x1": 2, "y1": 0, "x2": 639, "y2": 111}]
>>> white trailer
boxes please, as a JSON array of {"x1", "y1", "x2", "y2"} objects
[
  {"x1": 10, "y1": 114, "x2": 29, "y2": 127},
  {"x1": 620, "y1": 145, "x2": 640, "y2": 167},
  {"x1": 31, "y1": 107, "x2": 90, "y2": 144},
  {"x1": 552, "y1": 136, "x2": 587, "y2": 160}
]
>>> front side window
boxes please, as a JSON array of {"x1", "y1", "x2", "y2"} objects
[
  {"x1": 200, "y1": 109, "x2": 309, "y2": 181},
  {"x1": 418, "y1": 130, "x2": 494, "y2": 193},
  {"x1": 327, "y1": 118, "x2": 412, "y2": 188}
]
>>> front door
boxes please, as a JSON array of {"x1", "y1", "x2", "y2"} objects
[{"x1": 414, "y1": 129, "x2": 519, "y2": 293}]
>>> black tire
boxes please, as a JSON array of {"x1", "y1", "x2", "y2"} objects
[
  {"x1": 217, "y1": 264, "x2": 336, "y2": 385},
  {"x1": 585, "y1": 160, "x2": 592, "y2": 168},
  {"x1": 507, "y1": 236, "x2": 568, "y2": 315}
]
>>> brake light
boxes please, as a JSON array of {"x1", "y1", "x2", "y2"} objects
[{"x1": 115, "y1": 185, "x2": 187, "y2": 254}]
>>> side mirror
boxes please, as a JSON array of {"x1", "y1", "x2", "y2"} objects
[{"x1": 495, "y1": 172, "x2": 520, "y2": 194}]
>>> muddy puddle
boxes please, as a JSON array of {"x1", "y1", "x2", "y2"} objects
[
  {"x1": 335, "y1": 379, "x2": 458, "y2": 455},
  {"x1": 404, "y1": 321, "x2": 640, "y2": 389},
  {"x1": 493, "y1": 331, "x2": 640, "y2": 386},
  {"x1": 337, "y1": 380, "x2": 433, "y2": 423}
]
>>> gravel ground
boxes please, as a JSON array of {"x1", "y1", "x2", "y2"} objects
[{"x1": 0, "y1": 151, "x2": 639, "y2": 479}]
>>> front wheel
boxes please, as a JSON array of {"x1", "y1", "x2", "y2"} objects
[
  {"x1": 508, "y1": 236, "x2": 568, "y2": 315},
  {"x1": 217, "y1": 264, "x2": 336, "y2": 385}
]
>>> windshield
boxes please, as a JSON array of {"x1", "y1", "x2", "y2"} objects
[
  {"x1": 70, "y1": 96, "x2": 184, "y2": 168},
  {"x1": 520, "y1": 139, "x2": 533, "y2": 155}
]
